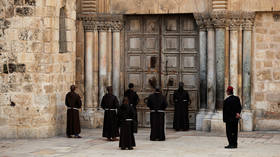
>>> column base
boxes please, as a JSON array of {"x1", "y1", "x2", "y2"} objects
[
  {"x1": 80, "y1": 108, "x2": 104, "y2": 128},
  {"x1": 210, "y1": 111, "x2": 226, "y2": 133},
  {"x1": 202, "y1": 112, "x2": 215, "y2": 132},
  {"x1": 241, "y1": 110, "x2": 254, "y2": 131},
  {"x1": 196, "y1": 109, "x2": 207, "y2": 131}
]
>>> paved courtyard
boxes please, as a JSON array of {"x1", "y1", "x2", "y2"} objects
[{"x1": 1, "y1": 128, "x2": 280, "y2": 157}]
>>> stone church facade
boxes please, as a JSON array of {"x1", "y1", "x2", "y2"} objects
[{"x1": 1, "y1": 0, "x2": 280, "y2": 138}]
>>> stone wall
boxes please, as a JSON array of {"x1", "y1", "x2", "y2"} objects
[
  {"x1": 0, "y1": 0, "x2": 76, "y2": 138},
  {"x1": 253, "y1": 12, "x2": 280, "y2": 130}
]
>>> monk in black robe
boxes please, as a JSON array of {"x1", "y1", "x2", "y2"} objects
[
  {"x1": 101, "y1": 86, "x2": 120, "y2": 141},
  {"x1": 147, "y1": 87, "x2": 168, "y2": 141},
  {"x1": 118, "y1": 96, "x2": 136, "y2": 150},
  {"x1": 223, "y1": 86, "x2": 242, "y2": 149},
  {"x1": 124, "y1": 83, "x2": 139, "y2": 133},
  {"x1": 173, "y1": 82, "x2": 191, "y2": 131},
  {"x1": 65, "y1": 85, "x2": 82, "y2": 138}
]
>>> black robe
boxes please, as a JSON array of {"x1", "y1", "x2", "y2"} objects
[
  {"x1": 147, "y1": 92, "x2": 168, "y2": 141},
  {"x1": 101, "y1": 93, "x2": 120, "y2": 138},
  {"x1": 173, "y1": 89, "x2": 190, "y2": 130},
  {"x1": 65, "y1": 91, "x2": 82, "y2": 136},
  {"x1": 223, "y1": 95, "x2": 242, "y2": 146},
  {"x1": 118, "y1": 103, "x2": 136, "y2": 148},
  {"x1": 124, "y1": 89, "x2": 139, "y2": 133}
]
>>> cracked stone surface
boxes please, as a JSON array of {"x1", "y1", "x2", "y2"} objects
[{"x1": 1, "y1": 128, "x2": 280, "y2": 157}]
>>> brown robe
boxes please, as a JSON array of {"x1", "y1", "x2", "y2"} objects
[{"x1": 65, "y1": 91, "x2": 82, "y2": 136}]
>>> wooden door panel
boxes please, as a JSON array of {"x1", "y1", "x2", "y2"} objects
[
  {"x1": 128, "y1": 37, "x2": 142, "y2": 51},
  {"x1": 126, "y1": 54, "x2": 142, "y2": 70},
  {"x1": 125, "y1": 14, "x2": 199, "y2": 129},
  {"x1": 182, "y1": 73, "x2": 198, "y2": 89}
]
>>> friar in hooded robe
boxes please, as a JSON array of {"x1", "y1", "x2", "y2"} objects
[
  {"x1": 173, "y1": 82, "x2": 191, "y2": 131},
  {"x1": 101, "y1": 86, "x2": 120, "y2": 141},
  {"x1": 124, "y1": 83, "x2": 139, "y2": 133},
  {"x1": 147, "y1": 86, "x2": 168, "y2": 141},
  {"x1": 65, "y1": 85, "x2": 82, "y2": 138},
  {"x1": 118, "y1": 96, "x2": 136, "y2": 150}
]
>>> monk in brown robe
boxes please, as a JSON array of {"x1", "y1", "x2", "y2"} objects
[
  {"x1": 101, "y1": 86, "x2": 120, "y2": 141},
  {"x1": 65, "y1": 85, "x2": 82, "y2": 138}
]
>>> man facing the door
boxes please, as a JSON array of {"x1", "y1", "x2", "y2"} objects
[{"x1": 147, "y1": 86, "x2": 168, "y2": 141}]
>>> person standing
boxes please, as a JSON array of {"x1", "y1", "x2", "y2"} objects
[
  {"x1": 173, "y1": 82, "x2": 191, "y2": 131},
  {"x1": 124, "y1": 83, "x2": 139, "y2": 133},
  {"x1": 65, "y1": 85, "x2": 82, "y2": 138},
  {"x1": 147, "y1": 86, "x2": 168, "y2": 141},
  {"x1": 101, "y1": 86, "x2": 120, "y2": 141},
  {"x1": 223, "y1": 86, "x2": 242, "y2": 149},
  {"x1": 118, "y1": 96, "x2": 136, "y2": 150}
]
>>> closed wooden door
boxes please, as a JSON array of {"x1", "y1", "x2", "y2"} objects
[{"x1": 125, "y1": 14, "x2": 199, "y2": 129}]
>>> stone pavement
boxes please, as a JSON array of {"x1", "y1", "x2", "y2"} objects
[{"x1": 1, "y1": 128, "x2": 280, "y2": 157}]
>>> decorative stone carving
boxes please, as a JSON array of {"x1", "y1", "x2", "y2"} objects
[
  {"x1": 194, "y1": 11, "x2": 255, "y2": 30},
  {"x1": 78, "y1": 14, "x2": 124, "y2": 31}
]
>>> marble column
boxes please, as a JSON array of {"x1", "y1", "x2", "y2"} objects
[
  {"x1": 85, "y1": 31, "x2": 94, "y2": 109},
  {"x1": 199, "y1": 29, "x2": 207, "y2": 109},
  {"x1": 99, "y1": 31, "x2": 107, "y2": 104},
  {"x1": 107, "y1": 29, "x2": 112, "y2": 86},
  {"x1": 238, "y1": 27, "x2": 243, "y2": 99},
  {"x1": 215, "y1": 28, "x2": 225, "y2": 110},
  {"x1": 196, "y1": 28, "x2": 207, "y2": 131},
  {"x1": 207, "y1": 28, "x2": 216, "y2": 112},
  {"x1": 242, "y1": 28, "x2": 253, "y2": 131},
  {"x1": 93, "y1": 30, "x2": 99, "y2": 108},
  {"x1": 113, "y1": 31, "x2": 121, "y2": 98},
  {"x1": 224, "y1": 27, "x2": 230, "y2": 97},
  {"x1": 229, "y1": 26, "x2": 239, "y2": 95}
]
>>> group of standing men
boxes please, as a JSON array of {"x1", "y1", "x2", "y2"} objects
[{"x1": 65, "y1": 83, "x2": 242, "y2": 149}]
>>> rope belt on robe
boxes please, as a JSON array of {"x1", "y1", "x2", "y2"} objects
[
  {"x1": 150, "y1": 110, "x2": 165, "y2": 113},
  {"x1": 104, "y1": 108, "x2": 117, "y2": 111},
  {"x1": 67, "y1": 107, "x2": 79, "y2": 111}
]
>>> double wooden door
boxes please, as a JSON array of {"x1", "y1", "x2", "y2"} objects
[{"x1": 124, "y1": 14, "x2": 199, "y2": 129}]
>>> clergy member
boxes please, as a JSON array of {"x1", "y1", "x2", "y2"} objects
[
  {"x1": 118, "y1": 96, "x2": 136, "y2": 150},
  {"x1": 65, "y1": 85, "x2": 82, "y2": 138},
  {"x1": 101, "y1": 86, "x2": 120, "y2": 141},
  {"x1": 124, "y1": 83, "x2": 139, "y2": 133},
  {"x1": 173, "y1": 82, "x2": 191, "y2": 131},
  {"x1": 147, "y1": 86, "x2": 168, "y2": 141}
]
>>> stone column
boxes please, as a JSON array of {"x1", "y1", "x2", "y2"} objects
[
  {"x1": 107, "y1": 29, "x2": 112, "y2": 86},
  {"x1": 242, "y1": 21, "x2": 254, "y2": 131},
  {"x1": 215, "y1": 28, "x2": 225, "y2": 110},
  {"x1": 99, "y1": 31, "x2": 108, "y2": 104},
  {"x1": 113, "y1": 31, "x2": 121, "y2": 98},
  {"x1": 196, "y1": 28, "x2": 207, "y2": 131},
  {"x1": 207, "y1": 27, "x2": 216, "y2": 112},
  {"x1": 224, "y1": 27, "x2": 230, "y2": 97},
  {"x1": 199, "y1": 29, "x2": 207, "y2": 110},
  {"x1": 229, "y1": 26, "x2": 239, "y2": 94},
  {"x1": 84, "y1": 31, "x2": 94, "y2": 109},
  {"x1": 93, "y1": 30, "x2": 99, "y2": 108}
]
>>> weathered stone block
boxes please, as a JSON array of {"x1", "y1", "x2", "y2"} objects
[
  {"x1": 16, "y1": 7, "x2": 34, "y2": 16},
  {"x1": 255, "y1": 92, "x2": 265, "y2": 101},
  {"x1": 256, "y1": 28, "x2": 268, "y2": 34},
  {"x1": 25, "y1": 0, "x2": 36, "y2": 6},
  {"x1": 273, "y1": 71, "x2": 280, "y2": 80},
  {"x1": 256, "y1": 70, "x2": 272, "y2": 81}
]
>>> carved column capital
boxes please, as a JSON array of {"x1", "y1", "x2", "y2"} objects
[
  {"x1": 78, "y1": 14, "x2": 124, "y2": 31},
  {"x1": 211, "y1": 11, "x2": 227, "y2": 29},
  {"x1": 194, "y1": 13, "x2": 207, "y2": 30}
]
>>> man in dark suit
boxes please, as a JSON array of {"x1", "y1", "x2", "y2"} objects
[{"x1": 223, "y1": 86, "x2": 242, "y2": 149}]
